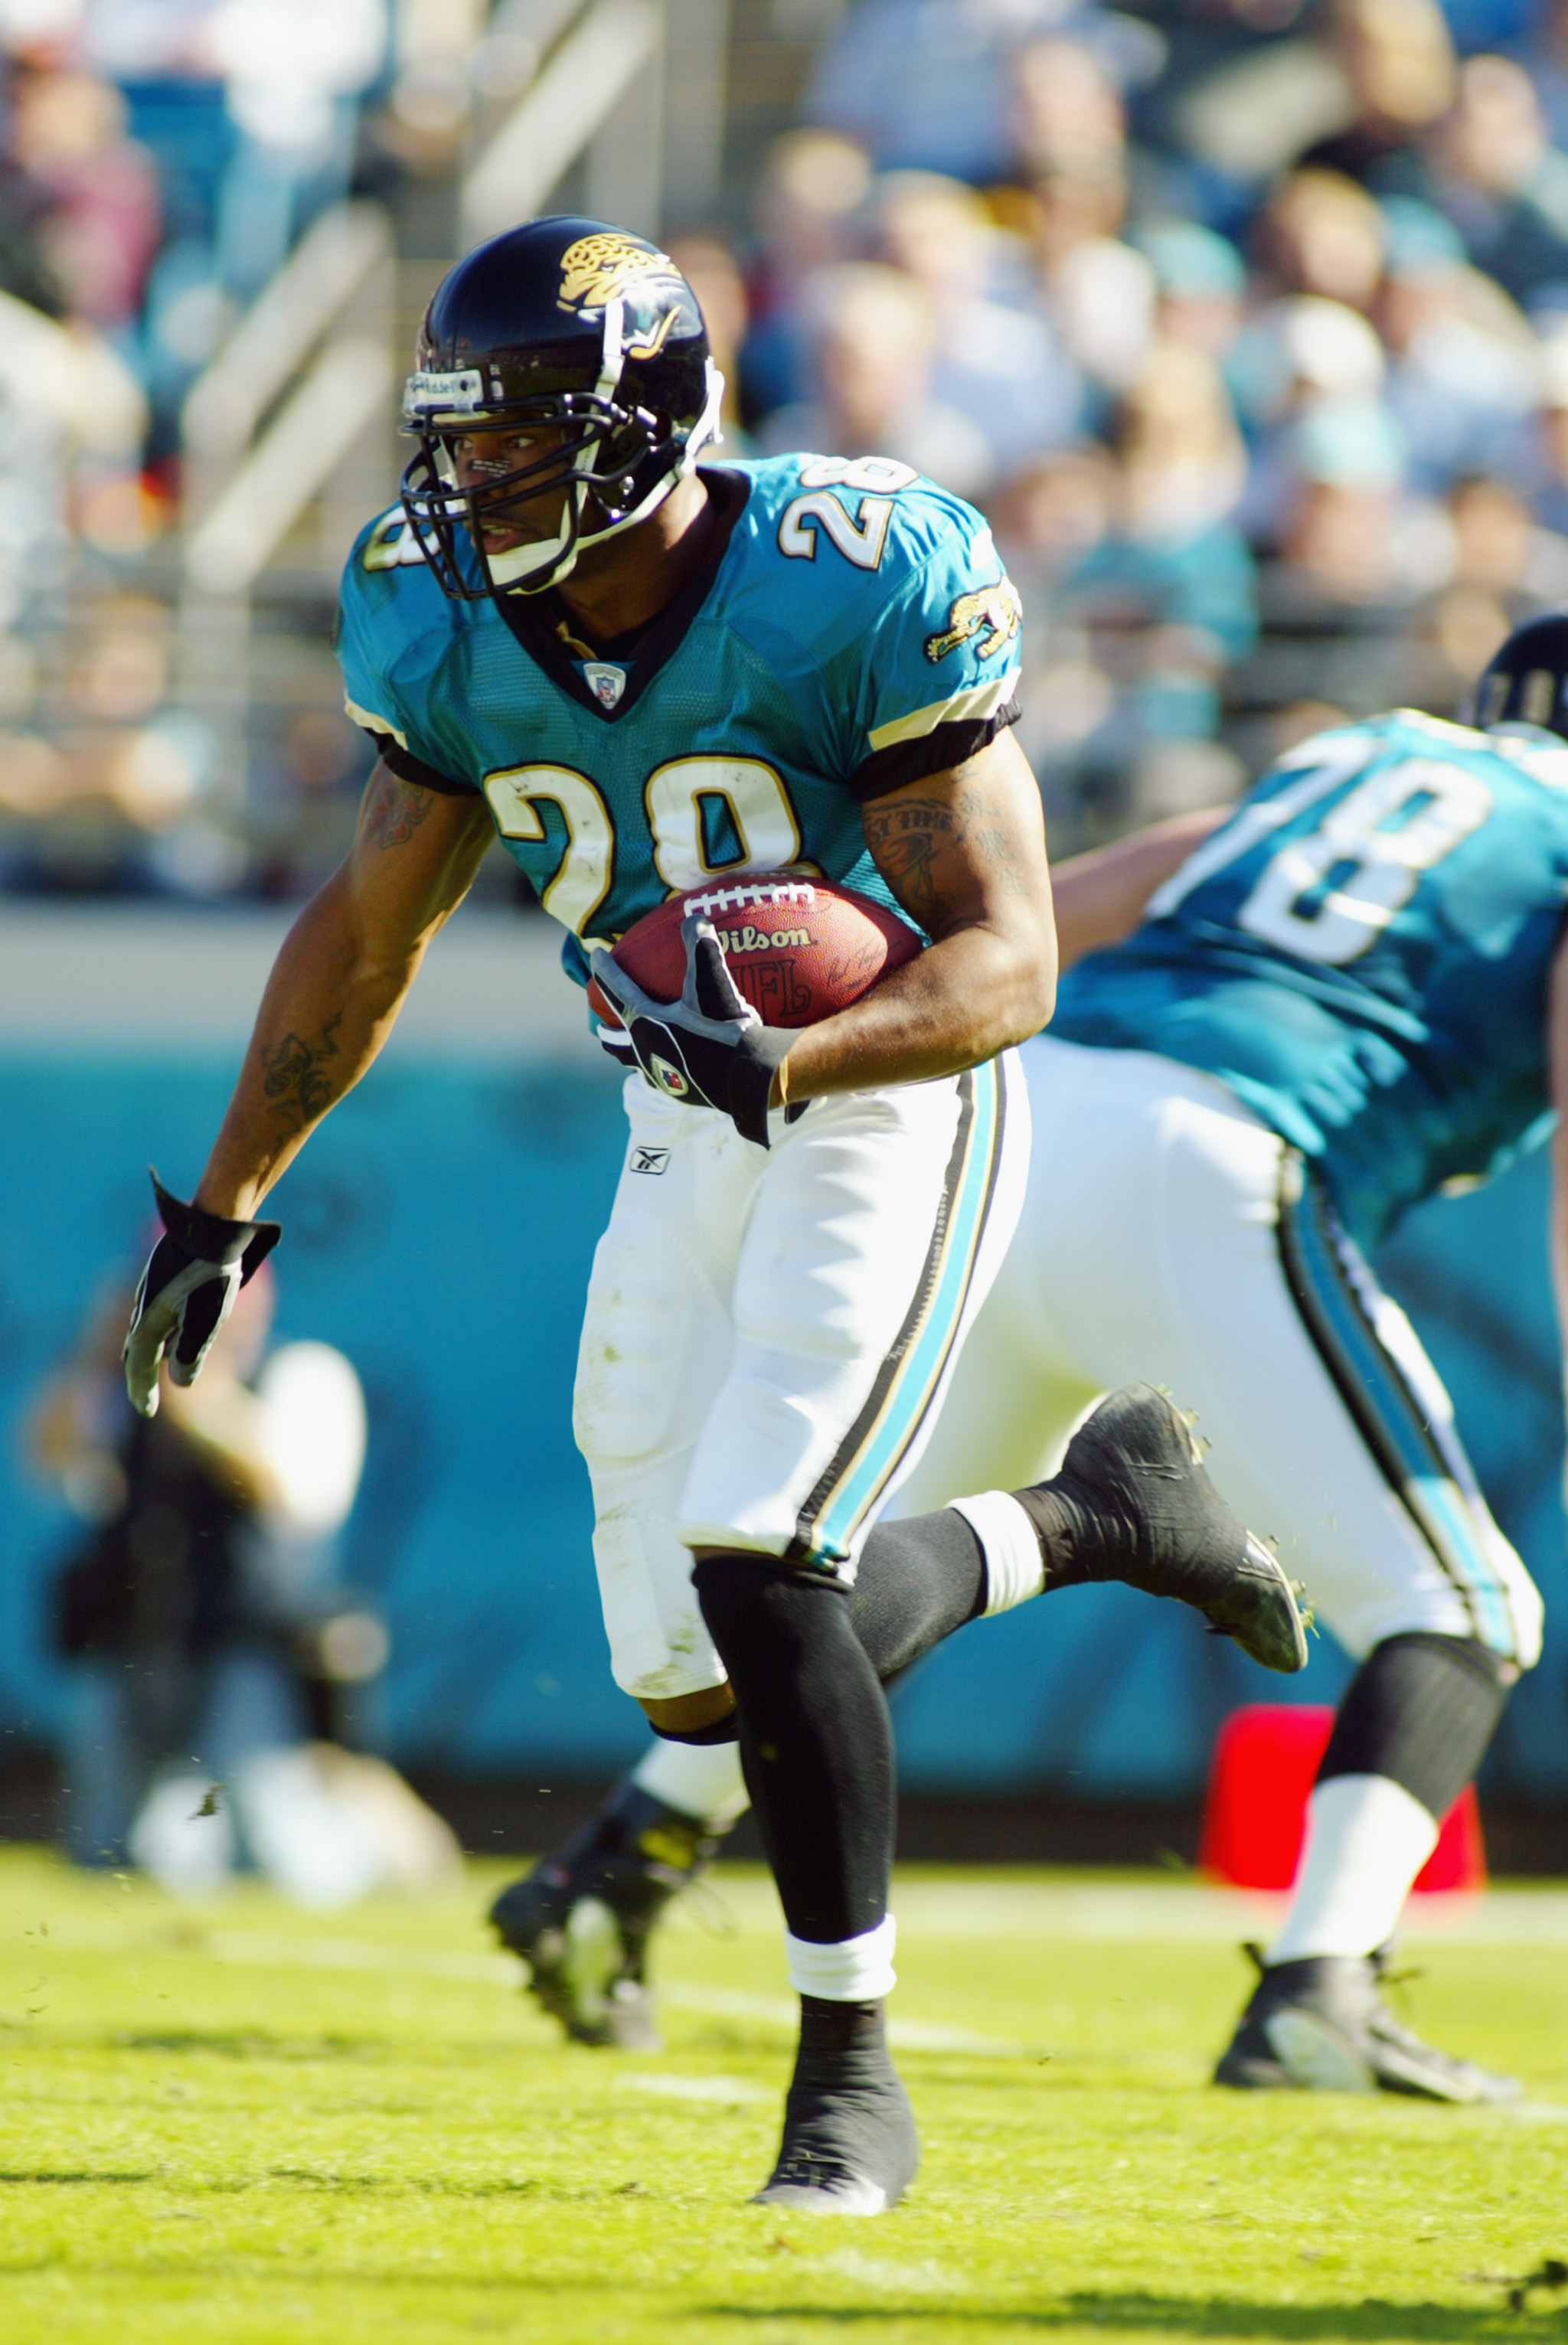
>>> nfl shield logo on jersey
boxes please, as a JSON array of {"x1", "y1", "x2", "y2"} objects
[
  {"x1": 585, "y1": 661, "x2": 627, "y2": 710},
  {"x1": 650, "y1": 1054, "x2": 689, "y2": 1098}
]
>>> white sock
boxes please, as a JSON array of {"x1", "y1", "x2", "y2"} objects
[
  {"x1": 632, "y1": 1736, "x2": 750, "y2": 1828},
  {"x1": 949, "y1": 1491, "x2": 1045, "y2": 1615},
  {"x1": 1266, "y1": 1773, "x2": 1439, "y2": 1964},
  {"x1": 785, "y1": 1914, "x2": 897, "y2": 2001}
]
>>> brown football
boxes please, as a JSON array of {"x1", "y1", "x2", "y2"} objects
[{"x1": 588, "y1": 870, "x2": 922, "y2": 1030}]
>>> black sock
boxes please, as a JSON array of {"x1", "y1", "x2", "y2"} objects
[
  {"x1": 800, "y1": 1994, "x2": 884, "y2": 2049},
  {"x1": 846, "y1": 1509, "x2": 987, "y2": 1679},
  {"x1": 694, "y1": 1558, "x2": 893, "y2": 1945},
  {"x1": 1318, "y1": 1632, "x2": 1513, "y2": 1820},
  {"x1": 1011, "y1": 1386, "x2": 1244, "y2": 1605}
]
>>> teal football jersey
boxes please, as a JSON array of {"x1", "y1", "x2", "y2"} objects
[
  {"x1": 1052, "y1": 711, "x2": 1568, "y2": 1246},
  {"x1": 335, "y1": 456, "x2": 1021, "y2": 982}
]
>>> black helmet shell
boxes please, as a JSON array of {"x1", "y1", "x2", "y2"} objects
[
  {"x1": 1475, "y1": 610, "x2": 1568, "y2": 741},
  {"x1": 400, "y1": 216, "x2": 717, "y2": 598},
  {"x1": 410, "y1": 217, "x2": 708, "y2": 427}
]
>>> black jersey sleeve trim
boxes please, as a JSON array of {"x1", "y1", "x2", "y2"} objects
[
  {"x1": 848, "y1": 694, "x2": 1021, "y2": 805},
  {"x1": 362, "y1": 731, "x2": 479, "y2": 799}
]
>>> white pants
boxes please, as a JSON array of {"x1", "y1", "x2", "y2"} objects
[
  {"x1": 897, "y1": 1036, "x2": 1543, "y2": 1669},
  {"x1": 575, "y1": 1056, "x2": 1030, "y2": 1700}
]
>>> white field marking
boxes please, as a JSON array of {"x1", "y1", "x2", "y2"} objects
[
  {"x1": 0, "y1": 1919, "x2": 519, "y2": 1976},
  {"x1": 41, "y1": 1926, "x2": 1022, "y2": 2055},
  {"x1": 33, "y1": 1880, "x2": 1568, "y2": 2004},
  {"x1": 818, "y1": 2251, "x2": 963, "y2": 2294},
  {"x1": 619, "y1": 2072, "x2": 772, "y2": 2104},
  {"x1": 659, "y1": 1982, "x2": 1027, "y2": 2057},
  {"x1": 207, "y1": 1930, "x2": 524, "y2": 1984},
  {"x1": 97, "y1": 1925, "x2": 1030, "y2": 2057},
  {"x1": 715, "y1": 1881, "x2": 1568, "y2": 1945},
  {"x1": 668, "y1": 1873, "x2": 1295, "y2": 1941}
]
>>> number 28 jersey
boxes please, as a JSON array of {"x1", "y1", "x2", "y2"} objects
[
  {"x1": 334, "y1": 455, "x2": 1021, "y2": 980},
  {"x1": 1051, "y1": 711, "x2": 1568, "y2": 1247}
]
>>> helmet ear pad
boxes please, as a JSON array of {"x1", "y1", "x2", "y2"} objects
[{"x1": 585, "y1": 400, "x2": 685, "y2": 522}]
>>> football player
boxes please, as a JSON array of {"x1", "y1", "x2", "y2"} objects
[
  {"x1": 121, "y1": 220, "x2": 1298, "y2": 2212},
  {"x1": 504, "y1": 616, "x2": 1568, "y2": 2107}
]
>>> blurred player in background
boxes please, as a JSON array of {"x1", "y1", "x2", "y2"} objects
[
  {"x1": 34, "y1": 1253, "x2": 454, "y2": 1903},
  {"x1": 116, "y1": 218, "x2": 1297, "y2": 2214},
  {"x1": 508, "y1": 615, "x2": 1568, "y2": 2108}
]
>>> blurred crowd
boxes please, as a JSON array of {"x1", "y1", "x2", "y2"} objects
[
  {"x1": 0, "y1": 0, "x2": 411, "y2": 897},
  {"x1": 710, "y1": 0, "x2": 1568, "y2": 840},
  {"x1": 8, "y1": 0, "x2": 1568, "y2": 882}
]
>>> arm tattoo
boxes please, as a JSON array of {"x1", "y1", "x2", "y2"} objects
[
  {"x1": 862, "y1": 797, "x2": 956, "y2": 920},
  {"x1": 364, "y1": 767, "x2": 435, "y2": 849},
  {"x1": 260, "y1": 1013, "x2": 343, "y2": 1132},
  {"x1": 866, "y1": 779, "x2": 1032, "y2": 916},
  {"x1": 958, "y1": 784, "x2": 1029, "y2": 900}
]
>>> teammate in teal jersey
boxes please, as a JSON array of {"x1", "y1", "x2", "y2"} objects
[
  {"x1": 928, "y1": 652, "x2": 1567, "y2": 2099},
  {"x1": 118, "y1": 218, "x2": 1290, "y2": 2210},
  {"x1": 504, "y1": 616, "x2": 1568, "y2": 2104}
]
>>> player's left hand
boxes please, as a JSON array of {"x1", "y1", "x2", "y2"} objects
[
  {"x1": 590, "y1": 916, "x2": 796, "y2": 1147},
  {"x1": 122, "y1": 1172, "x2": 282, "y2": 1419}
]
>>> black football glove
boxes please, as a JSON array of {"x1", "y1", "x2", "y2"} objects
[
  {"x1": 122, "y1": 1171, "x2": 282, "y2": 1418},
  {"x1": 590, "y1": 914, "x2": 799, "y2": 1147}
]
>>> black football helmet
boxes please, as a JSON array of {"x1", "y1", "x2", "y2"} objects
[
  {"x1": 399, "y1": 216, "x2": 721, "y2": 598},
  {"x1": 1473, "y1": 611, "x2": 1568, "y2": 741}
]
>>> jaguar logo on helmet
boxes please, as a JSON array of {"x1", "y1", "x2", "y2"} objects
[
  {"x1": 398, "y1": 216, "x2": 720, "y2": 603},
  {"x1": 558, "y1": 232, "x2": 682, "y2": 314}
]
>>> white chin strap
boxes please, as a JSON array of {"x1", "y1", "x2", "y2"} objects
[{"x1": 488, "y1": 305, "x2": 727, "y2": 596}]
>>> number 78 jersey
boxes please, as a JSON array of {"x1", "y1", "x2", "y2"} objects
[
  {"x1": 335, "y1": 454, "x2": 1021, "y2": 975},
  {"x1": 1050, "y1": 710, "x2": 1568, "y2": 1247}
]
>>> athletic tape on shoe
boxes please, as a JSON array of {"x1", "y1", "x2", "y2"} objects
[
  {"x1": 785, "y1": 1915, "x2": 897, "y2": 2001},
  {"x1": 950, "y1": 1491, "x2": 1047, "y2": 1615}
]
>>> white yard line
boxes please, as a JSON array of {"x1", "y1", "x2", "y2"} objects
[
  {"x1": 21, "y1": 1902, "x2": 1568, "y2": 2089},
  {"x1": 658, "y1": 1982, "x2": 1028, "y2": 2056},
  {"x1": 619, "y1": 2072, "x2": 772, "y2": 2103},
  {"x1": 679, "y1": 1877, "x2": 1568, "y2": 1942},
  {"x1": 207, "y1": 1929, "x2": 523, "y2": 1983},
  {"x1": 201, "y1": 1937, "x2": 1029, "y2": 2055}
]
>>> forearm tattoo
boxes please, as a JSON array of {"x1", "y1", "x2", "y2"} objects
[
  {"x1": 364, "y1": 767, "x2": 434, "y2": 849},
  {"x1": 260, "y1": 1013, "x2": 343, "y2": 1132}
]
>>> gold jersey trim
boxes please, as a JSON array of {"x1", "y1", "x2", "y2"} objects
[{"x1": 866, "y1": 672, "x2": 1017, "y2": 755}]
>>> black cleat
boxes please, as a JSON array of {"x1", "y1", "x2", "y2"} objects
[
  {"x1": 488, "y1": 1785, "x2": 717, "y2": 2049},
  {"x1": 1018, "y1": 1383, "x2": 1309, "y2": 1673},
  {"x1": 753, "y1": 2001, "x2": 920, "y2": 2216},
  {"x1": 1214, "y1": 1944, "x2": 1522, "y2": 2103}
]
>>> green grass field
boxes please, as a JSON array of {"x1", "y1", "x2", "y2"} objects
[{"x1": 2, "y1": 1846, "x2": 1567, "y2": 2343}]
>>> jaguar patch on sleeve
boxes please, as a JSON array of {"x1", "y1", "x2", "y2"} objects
[{"x1": 924, "y1": 579, "x2": 1023, "y2": 664}]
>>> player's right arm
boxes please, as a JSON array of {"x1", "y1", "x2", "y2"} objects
[{"x1": 194, "y1": 763, "x2": 493, "y2": 1217}]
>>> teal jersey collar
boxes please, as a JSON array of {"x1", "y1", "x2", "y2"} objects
[{"x1": 492, "y1": 467, "x2": 750, "y2": 725}]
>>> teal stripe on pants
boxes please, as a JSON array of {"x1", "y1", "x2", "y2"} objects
[
  {"x1": 800, "y1": 1057, "x2": 1004, "y2": 1565},
  {"x1": 1276, "y1": 1151, "x2": 1517, "y2": 1655}
]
